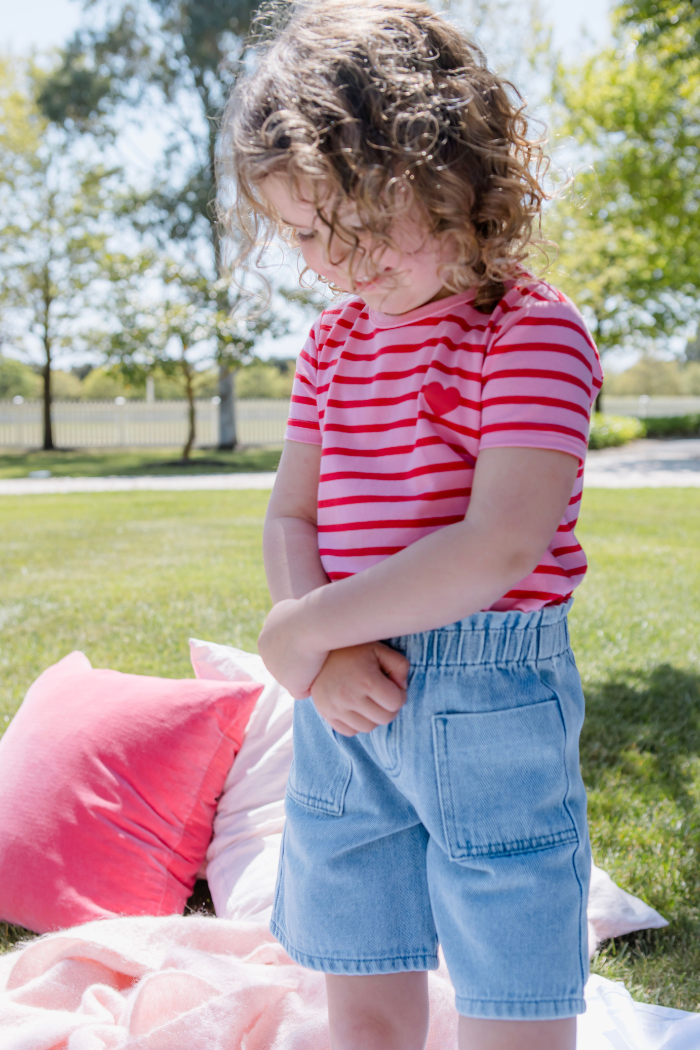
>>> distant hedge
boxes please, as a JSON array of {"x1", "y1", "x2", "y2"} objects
[
  {"x1": 643, "y1": 414, "x2": 700, "y2": 439},
  {"x1": 588, "y1": 414, "x2": 646, "y2": 449}
]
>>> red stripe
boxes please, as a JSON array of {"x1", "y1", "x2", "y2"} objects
[
  {"x1": 488, "y1": 340, "x2": 597, "y2": 376},
  {"x1": 483, "y1": 367, "x2": 591, "y2": 396},
  {"x1": 324, "y1": 416, "x2": 418, "y2": 435},
  {"x1": 318, "y1": 487, "x2": 471, "y2": 507},
  {"x1": 287, "y1": 418, "x2": 321, "y2": 431},
  {"x1": 321, "y1": 436, "x2": 444, "y2": 459},
  {"x1": 318, "y1": 515, "x2": 463, "y2": 532},
  {"x1": 326, "y1": 335, "x2": 487, "y2": 362},
  {"x1": 509, "y1": 314, "x2": 597, "y2": 353},
  {"x1": 482, "y1": 395, "x2": 589, "y2": 419},
  {"x1": 319, "y1": 546, "x2": 406, "y2": 557},
  {"x1": 417, "y1": 410, "x2": 481, "y2": 439},
  {"x1": 503, "y1": 588, "x2": 573, "y2": 601},
  {"x1": 533, "y1": 564, "x2": 585, "y2": 579},
  {"x1": 551, "y1": 544, "x2": 583, "y2": 557},
  {"x1": 326, "y1": 391, "x2": 419, "y2": 410},
  {"x1": 481, "y1": 420, "x2": 585, "y2": 441},
  {"x1": 320, "y1": 461, "x2": 469, "y2": 483}
]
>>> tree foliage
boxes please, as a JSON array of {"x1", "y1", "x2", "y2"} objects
[
  {"x1": 105, "y1": 257, "x2": 285, "y2": 458},
  {"x1": 0, "y1": 58, "x2": 138, "y2": 447},
  {"x1": 548, "y1": 4, "x2": 700, "y2": 360},
  {"x1": 39, "y1": 1, "x2": 259, "y2": 262}
]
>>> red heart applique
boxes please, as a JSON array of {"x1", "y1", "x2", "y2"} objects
[{"x1": 423, "y1": 382, "x2": 460, "y2": 417}]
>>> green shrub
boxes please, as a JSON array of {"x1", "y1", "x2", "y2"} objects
[
  {"x1": 588, "y1": 413, "x2": 646, "y2": 449},
  {"x1": 643, "y1": 414, "x2": 700, "y2": 439},
  {"x1": 0, "y1": 356, "x2": 41, "y2": 400},
  {"x1": 236, "y1": 363, "x2": 294, "y2": 400}
]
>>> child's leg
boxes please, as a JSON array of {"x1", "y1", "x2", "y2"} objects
[
  {"x1": 326, "y1": 972, "x2": 430, "y2": 1050},
  {"x1": 458, "y1": 1017, "x2": 576, "y2": 1050}
]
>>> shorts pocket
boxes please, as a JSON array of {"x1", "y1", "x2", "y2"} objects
[
  {"x1": 432, "y1": 699, "x2": 578, "y2": 860},
  {"x1": 287, "y1": 698, "x2": 352, "y2": 817}
]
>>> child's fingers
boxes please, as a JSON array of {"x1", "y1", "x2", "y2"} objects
[
  {"x1": 374, "y1": 643, "x2": 410, "y2": 691},
  {"x1": 332, "y1": 705, "x2": 382, "y2": 734}
]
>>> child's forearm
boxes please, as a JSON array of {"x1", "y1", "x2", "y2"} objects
[
  {"x1": 263, "y1": 513, "x2": 330, "y2": 602},
  {"x1": 292, "y1": 516, "x2": 525, "y2": 650}
]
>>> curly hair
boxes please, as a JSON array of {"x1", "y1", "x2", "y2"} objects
[{"x1": 218, "y1": 0, "x2": 549, "y2": 312}]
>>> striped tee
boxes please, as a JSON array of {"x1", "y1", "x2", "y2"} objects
[{"x1": 285, "y1": 277, "x2": 603, "y2": 611}]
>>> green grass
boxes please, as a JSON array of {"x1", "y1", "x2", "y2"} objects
[
  {"x1": 1, "y1": 488, "x2": 700, "y2": 1013},
  {"x1": 0, "y1": 446, "x2": 283, "y2": 479}
]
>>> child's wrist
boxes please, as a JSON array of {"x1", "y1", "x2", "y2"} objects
[{"x1": 296, "y1": 586, "x2": 333, "y2": 654}]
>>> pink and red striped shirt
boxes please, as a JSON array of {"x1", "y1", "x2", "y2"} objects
[{"x1": 286, "y1": 278, "x2": 603, "y2": 611}]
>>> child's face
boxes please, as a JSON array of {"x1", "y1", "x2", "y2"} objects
[{"x1": 261, "y1": 175, "x2": 453, "y2": 315}]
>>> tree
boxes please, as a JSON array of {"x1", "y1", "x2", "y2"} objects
[
  {"x1": 0, "y1": 153, "x2": 135, "y2": 447},
  {"x1": 38, "y1": 0, "x2": 268, "y2": 446},
  {"x1": 106, "y1": 259, "x2": 285, "y2": 459},
  {"x1": 548, "y1": 4, "x2": 700, "y2": 372},
  {"x1": 620, "y1": 0, "x2": 700, "y2": 58}
]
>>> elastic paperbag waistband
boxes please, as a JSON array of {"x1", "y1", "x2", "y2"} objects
[{"x1": 387, "y1": 600, "x2": 572, "y2": 667}]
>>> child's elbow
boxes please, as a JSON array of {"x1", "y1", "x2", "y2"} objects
[{"x1": 502, "y1": 543, "x2": 544, "y2": 583}]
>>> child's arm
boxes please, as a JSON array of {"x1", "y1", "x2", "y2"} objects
[
  {"x1": 263, "y1": 440, "x2": 330, "y2": 602},
  {"x1": 263, "y1": 439, "x2": 409, "y2": 730},
  {"x1": 259, "y1": 446, "x2": 579, "y2": 699}
]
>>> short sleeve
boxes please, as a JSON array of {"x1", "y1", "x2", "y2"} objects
[
  {"x1": 285, "y1": 322, "x2": 322, "y2": 445},
  {"x1": 479, "y1": 288, "x2": 603, "y2": 463}
]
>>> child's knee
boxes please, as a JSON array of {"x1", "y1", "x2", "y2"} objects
[{"x1": 326, "y1": 973, "x2": 429, "y2": 1050}]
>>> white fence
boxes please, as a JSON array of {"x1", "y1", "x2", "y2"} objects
[
  {"x1": 603, "y1": 396, "x2": 700, "y2": 418},
  {"x1": 0, "y1": 399, "x2": 290, "y2": 449},
  {"x1": 1, "y1": 396, "x2": 698, "y2": 449}
]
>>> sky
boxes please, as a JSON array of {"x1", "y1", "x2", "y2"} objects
[
  {"x1": 2, "y1": 0, "x2": 615, "y2": 363},
  {"x1": 2, "y1": 0, "x2": 612, "y2": 57}
]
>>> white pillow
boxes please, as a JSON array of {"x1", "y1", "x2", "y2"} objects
[
  {"x1": 189, "y1": 639, "x2": 294, "y2": 922},
  {"x1": 588, "y1": 863, "x2": 668, "y2": 954}
]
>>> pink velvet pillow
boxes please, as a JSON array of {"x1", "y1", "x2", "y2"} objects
[{"x1": 0, "y1": 651, "x2": 262, "y2": 933}]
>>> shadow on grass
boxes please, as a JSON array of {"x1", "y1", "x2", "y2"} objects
[
  {"x1": 0, "y1": 921, "x2": 35, "y2": 955},
  {"x1": 582, "y1": 663, "x2": 700, "y2": 806}
]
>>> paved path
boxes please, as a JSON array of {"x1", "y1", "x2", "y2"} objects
[
  {"x1": 583, "y1": 438, "x2": 700, "y2": 488},
  {"x1": 0, "y1": 440, "x2": 699, "y2": 494},
  {"x1": 0, "y1": 472, "x2": 278, "y2": 495}
]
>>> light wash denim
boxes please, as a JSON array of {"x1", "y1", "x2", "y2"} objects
[{"x1": 270, "y1": 601, "x2": 591, "y2": 1020}]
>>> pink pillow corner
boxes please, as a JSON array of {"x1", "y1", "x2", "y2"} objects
[{"x1": 0, "y1": 655, "x2": 262, "y2": 934}]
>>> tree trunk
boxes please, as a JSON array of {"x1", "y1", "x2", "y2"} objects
[
  {"x1": 182, "y1": 356, "x2": 196, "y2": 462},
  {"x1": 40, "y1": 258, "x2": 55, "y2": 451},
  {"x1": 218, "y1": 366, "x2": 236, "y2": 449},
  {"x1": 41, "y1": 336, "x2": 54, "y2": 452},
  {"x1": 594, "y1": 384, "x2": 603, "y2": 415}
]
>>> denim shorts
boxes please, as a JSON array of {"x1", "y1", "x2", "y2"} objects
[{"x1": 270, "y1": 602, "x2": 591, "y2": 1020}]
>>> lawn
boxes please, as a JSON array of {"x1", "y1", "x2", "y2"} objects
[
  {"x1": 1, "y1": 487, "x2": 700, "y2": 1012},
  {"x1": 0, "y1": 446, "x2": 283, "y2": 479}
]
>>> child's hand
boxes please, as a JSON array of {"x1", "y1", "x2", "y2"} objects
[
  {"x1": 310, "y1": 642, "x2": 409, "y2": 736},
  {"x1": 258, "y1": 598, "x2": 329, "y2": 699}
]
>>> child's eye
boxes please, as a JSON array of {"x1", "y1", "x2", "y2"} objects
[{"x1": 296, "y1": 230, "x2": 316, "y2": 242}]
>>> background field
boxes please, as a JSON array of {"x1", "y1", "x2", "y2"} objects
[{"x1": 1, "y1": 488, "x2": 700, "y2": 1011}]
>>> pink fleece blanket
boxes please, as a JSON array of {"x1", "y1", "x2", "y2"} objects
[
  {"x1": 0, "y1": 914, "x2": 458, "y2": 1050},
  {"x1": 5, "y1": 913, "x2": 700, "y2": 1049}
]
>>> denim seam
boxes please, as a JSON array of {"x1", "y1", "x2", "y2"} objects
[{"x1": 553, "y1": 678, "x2": 587, "y2": 987}]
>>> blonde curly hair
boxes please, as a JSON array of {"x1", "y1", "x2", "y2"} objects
[{"x1": 218, "y1": 0, "x2": 549, "y2": 311}]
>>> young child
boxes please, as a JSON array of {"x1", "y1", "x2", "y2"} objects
[{"x1": 221, "y1": 2, "x2": 602, "y2": 1047}]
